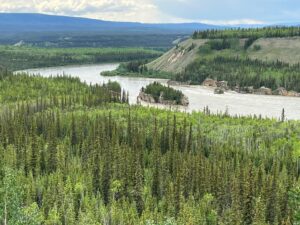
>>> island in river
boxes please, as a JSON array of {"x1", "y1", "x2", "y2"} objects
[{"x1": 137, "y1": 82, "x2": 189, "y2": 106}]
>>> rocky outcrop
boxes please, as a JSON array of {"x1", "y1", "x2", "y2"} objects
[
  {"x1": 273, "y1": 87, "x2": 288, "y2": 96},
  {"x1": 180, "y1": 95, "x2": 189, "y2": 106},
  {"x1": 14, "y1": 40, "x2": 25, "y2": 47},
  {"x1": 216, "y1": 81, "x2": 229, "y2": 90},
  {"x1": 138, "y1": 91, "x2": 189, "y2": 106},
  {"x1": 202, "y1": 78, "x2": 217, "y2": 87},
  {"x1": 240, "y1": 86, "x2": 254, "y2": 94},
  {"x1": 202, "y1": 78, "x2": 229, "y2": 91},
  {"x1": 214, "y1": 88, "x2": 225, "y2": 94},
  {"x1": 254, "y1": 86, "x2": 272, "y2": 95},
  {"x1": 167, "y1": 80, "x2": 191, "y2": 86},
  {"x1": 287, "y1": 91, "x2": 300, "y2": 97},
  {"x1": 137, "y1": 92, "x2": 155, "y2": 103},
  {"x1": 236, "y1": 86, "x2": 300, "y2": 97},
  {"x1": 271, "y1": 87, "x2": 300, "y2": 97}
]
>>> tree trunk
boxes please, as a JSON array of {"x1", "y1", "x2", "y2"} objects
[{"x1": 4, "y1": 198, "x2": 7, "y2": 225}]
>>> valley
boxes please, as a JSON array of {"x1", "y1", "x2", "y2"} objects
[{"x1": 0, "y1": 13, "x2": 299, "y2": 225}]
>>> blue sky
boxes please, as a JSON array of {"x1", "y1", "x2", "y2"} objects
[{"x1": 1, "y1": 0, "x2": 300, "y2": 24}]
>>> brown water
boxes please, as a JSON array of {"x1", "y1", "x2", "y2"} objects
[{"x1": 20, "y1": 63, "x2": 300, "y2": 120}]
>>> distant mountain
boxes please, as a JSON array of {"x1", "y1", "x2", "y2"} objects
[
  {"x1": 271, "y1": 22, "x2": 300, "y2": 27},
  {"x1": 0, "y1": 13, "x2": 222, "y2": 34}
]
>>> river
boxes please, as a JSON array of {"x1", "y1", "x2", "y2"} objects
[{"x1": 20, "y1": 63, "x2": 300, "y2": 120}]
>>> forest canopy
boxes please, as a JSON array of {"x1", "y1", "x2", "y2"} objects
[
  {"x1": 193, "y1": 26, "x2": 300, "y2": 39},
  {"x1": 0, "y1": 46, "x2": 163, "y2": 71},
  {"x1": 0, "y1": 68, "x2": 299, "y2": 224},
  {"x1": 176, "y1": 56, "x2": 300, "y2": 91}
]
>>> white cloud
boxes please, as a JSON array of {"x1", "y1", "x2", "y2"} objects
[
  {"x1": 0, "y1": 0, "x2": 177, "y2": 23},
  {"x1": 0, "y1": 0, "x2": 275, "y2": 24},
  {"x1": 199, "y1": 19, "x2": 266, "y2": 26}
]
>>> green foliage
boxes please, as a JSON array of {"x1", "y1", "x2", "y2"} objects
[
  {"x1": 21, "y1": 203, "x2": 44, "y2": 225},
  {"x1": 168, "y1": 27, "x2": 300, "y2": 92},
  {"x1": 172, "y1": 29, "x2": 300, "y2": 91},
  {"x1": 176, "y1": 56, "x2": 300, "y2": 91},
  {"x1": 0, "y1": 71, "x2": 127, "y2": 104},
  {"x1": 0, "y1": 168, "x2": 24, "y2": 225},
  {"x1": 193, "y1": 26, "x2": 300, "y2": 39},
  {"x1": 0, "y1": 168, "x2": 43, "y2": 225},
  {"x1": 207, "y1": 39, "x2": 232, "y2": 50},
  {"x1": 253, "y1": 44, "x2": 262, "y2": 51},
  {"x1": 199, "y1": 44, "x2": 213, "y2": 54},
  {"x1": 244, "y1": 37, "x2": 258, "y2": 49},
  {"x1": 289, "y1": 184, "x2": 300, "y2": 224},
  {"x1": 0, "y1": 32, "x2": 180, "y2": 49},
  {"x1": 103, "y1": 80, "x2": 122, "y2": 94},
  {"x1": 102, "y1": 60, "x2": 173, "y2": 79},
  {"x1": 0, "y1": 45, "x2": 163, "y2": 71},
  {"x1": 0, "y1": 68, "x2": 299, "y2": 224}
]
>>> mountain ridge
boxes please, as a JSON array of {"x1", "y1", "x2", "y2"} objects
[{"x1": 0, "y1": 13, "x2": 223, "y2": 34}]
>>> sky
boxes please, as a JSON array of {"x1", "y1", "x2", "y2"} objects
[{"x1": 0, "y1": 0, "x2": 300, "y2": 25}]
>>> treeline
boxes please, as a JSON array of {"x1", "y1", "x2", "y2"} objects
[
  {"x1": 102, "y1": 60, "x2": 173, "y2": 79},
  {"x1": 0, "y1": 33, "x2": 181, "y2": 49},
  {"x1": 117, "y1": 60, "x2": 149, "y2": 74},
  {"x1": 175, "y1": 56, "x2": 300, "y2": 91},
  {"x1": 0, "y1": 70, "x2": 128, "y2": 105},
  {"x1": 143, "y1": 82, "x2": 184, "y2": 104},
  {"x1": 0, "y1": 69, "x2": 299, "y2": 224},
  {"x1": 0, "y1": 46, "x2": 163, "y2": 71},
  {"x1": 0, "y1": 101, "x2": 299, "y2": 224},
  {"x1": 193, "y1": 26, "x2": 300, "y2": 39}
]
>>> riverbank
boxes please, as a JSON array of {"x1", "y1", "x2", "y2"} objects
[
  {"x1": 200, "y1": 78, "x2": 300, "y2": 97},
  {"x1": 20, "y1": 63, "x2": 300, "y2": 120},
  {"x1": 0, "y1": 45, "x2": 163, "y2": 71},
  {"x1": 102, "y1": 62, "x2": 300, "y2": 98}
]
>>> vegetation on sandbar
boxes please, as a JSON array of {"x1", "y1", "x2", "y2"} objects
[{"x1": 101, "y1": 60, "x2": 173, "y2": 79}]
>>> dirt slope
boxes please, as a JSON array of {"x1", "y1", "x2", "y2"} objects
[
  {"x1": 148, "y1": 37, "x2": 300, "y2": 74},
  {"x1": 147, "y1": 39, "x2": 207, "y2": 74}
]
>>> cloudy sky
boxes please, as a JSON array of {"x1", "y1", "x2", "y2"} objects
[{"x1": 1, "y1": 0, "x2": 300, "y2": 25}]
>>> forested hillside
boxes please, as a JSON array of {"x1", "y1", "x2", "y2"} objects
[
  {"x1": 0, "y1": 13, "x2": 221, "y2": 48},
  {"x1": 147, "y1": 26, "x2": 300, "y2": 93},
  {"x1": 192, "y1": 26, "x2": 300, "y2": 39},
  {"x1": 0, "y1": 68, "x2": 299, "y2": 224}
]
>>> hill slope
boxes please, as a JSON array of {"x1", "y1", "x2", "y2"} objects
[
  {"x1": 249, "y1": 37, "x2": 300, "y2": 64},
  {"x1": 0, "y1": 13, "x2": 222, "y2": 48},
  {"x1": 147, "y1": 39, "x2": 208, "y2": 73},
  {"x1": 148, "y1": 37, "x2": 300, "y2": 74},
  {"x1": 0, "y1": 13, "x2": 221, "y2": 34}
]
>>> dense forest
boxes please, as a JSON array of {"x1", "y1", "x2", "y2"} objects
[
  {"x1": 193, "y1": 26, "x2": 300, "y2": 39},
  {"x1": 102, "y1": 60, "x2": 173, "y2": 79},
  {"x1": 176, "y1": 56, "x2": 300, "y2": 91},
  {"x1": 0, "y1": 13, "x2": 210, "y2": 49},
  {"x1": 0, "y1": 68, "x2": 299, "y2": 224},
  {"x1": 0, "y1": 46, "x2": 163, "y2": 71},
  {"x1": 0, "y1": 33, "x2": 187, "y2": 49},
  {"x1": 164, "y1": 31, "x2": 300, "y2": 92}
]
